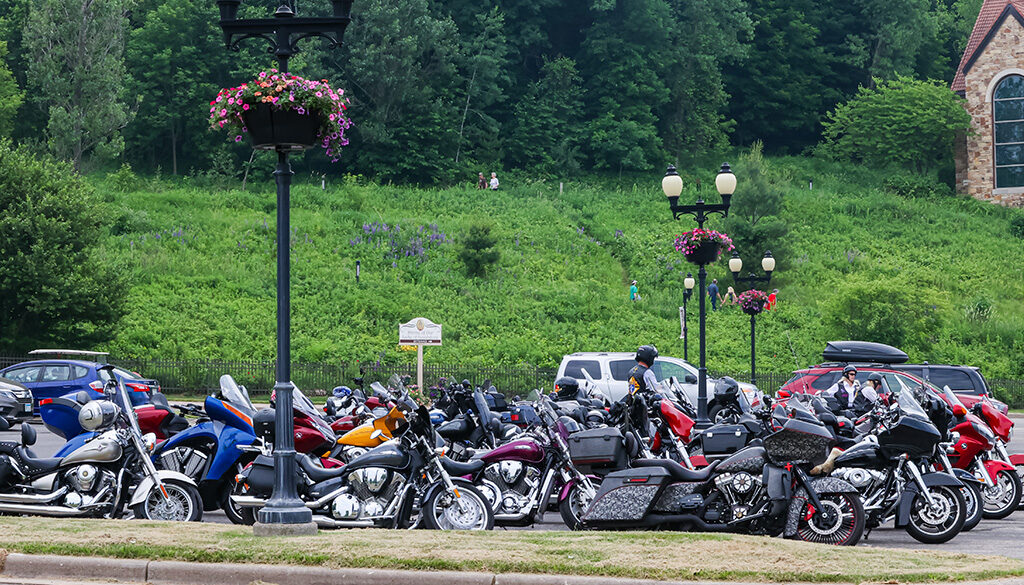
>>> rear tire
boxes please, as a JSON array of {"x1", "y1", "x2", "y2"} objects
[
  {"x1": 982, "y1": 468, "x2": 1022, "y2": 520},
  {"x1": 793, "y1": 492, "x2": 864, "y2": 546},
  {"x1": 906, "y1": 484, "x2": 965, "y2": 544}
]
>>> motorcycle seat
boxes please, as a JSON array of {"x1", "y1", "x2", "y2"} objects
[
  {"x1": 15, "y1": 447, "x2": 62, "y2": 475},
  {"x1": 437, "y1": 417, "x2": 470, "y2": 439},
  {"x1": 633, "y1": 458, "x2": 720, "y2": 482},
  {"x1": 296, "y1": 454, "x2": 346, "y2": 482},
  {"x1": 440, "y1": 456, "x2": 485, "y2": 476}
]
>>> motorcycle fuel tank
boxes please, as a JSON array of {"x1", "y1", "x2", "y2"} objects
[
  {"x1": 346, "y1": 441, "x2": 410, "y2": 472},
  {"x1": 481, "y1": 438, "x2": 545, "y2": 465},
  {"x1": 61, "y1": 438, "x2": 122, "y2": 466}
]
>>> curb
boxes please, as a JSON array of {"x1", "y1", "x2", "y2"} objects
[{"x1": 3, "y1": 553, "x2": 1024, "y2": 585}]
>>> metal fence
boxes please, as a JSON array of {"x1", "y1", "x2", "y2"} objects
[{"x1": 989, "y1": 379, "x2": 1024, "y2": 409}]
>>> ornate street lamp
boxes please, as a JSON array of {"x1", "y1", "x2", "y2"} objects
[
  {"x1": 729, "y1": 251, "x2": 776, "y2": 387},
  {"x1": 215, "y1": 0, "x2": 354, "y2": 531},
  {"x1": 682, "y1": 273, "x2": 694, "y2": 362},
  {"x1": 662, "y1": 163, "x2": 735, "y2": 427}
]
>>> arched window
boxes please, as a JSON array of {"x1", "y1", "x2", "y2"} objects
[{"x1": 994, "y1": 74, "x2": 1024, "y2": 188}]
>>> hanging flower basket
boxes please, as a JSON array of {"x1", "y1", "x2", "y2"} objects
[
  {"x1": 211, "y1": 68, "x2": 352, "y2": 161},
  {"x1": 673, "y1": 229, "x2": 734, "y2": 265},
  {"x1": 738, "y1": 289, "x2": 769, "y2": 315}
]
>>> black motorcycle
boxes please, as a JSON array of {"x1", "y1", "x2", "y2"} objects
[
  {"x1": 829, "y1": 391, "x2": 967, "y2": 544},
  {"x1": 581, "y1": 399, "x2": 866, "y2": 545},
  {"x1": 232, "y1": 403, "x2": 494, "y2": 530}
]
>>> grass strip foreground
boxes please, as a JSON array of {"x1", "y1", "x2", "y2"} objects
[{"x1": 0, "y1": 516, "x2": 1018, "y2": 583}]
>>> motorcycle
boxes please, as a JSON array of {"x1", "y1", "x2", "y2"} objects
[
  {"x1": 455, "y1": 394, "x2": 600, "y2": 529},
  {"x1": 0, "y1": 366, "x2": 202, "y2": 521},
  {"x1": 233, "y1": 402, "x2": 495, "y2": 530},
  {"x1": 582, "y1": 397, "x2": 867, "y2": 546},
  {"x1": 829, "y1": 390, "x2": 967, "y2": 544}
]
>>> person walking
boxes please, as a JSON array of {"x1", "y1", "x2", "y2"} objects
[
  {"x1": 722, "y1": 286, "x2": 738, "y2": 306},
  {"x1": 489, "y1": 172, "x2": 499, "y2": 190},
  {"x1": 707, "y1": 279, "x2": 720, "y2": 311},
  {"x1": 629, "y1": 280, "x2": 641, "y2": 301},
  {"x1": 477, "y1": 172, "x2": 487, "y2": 189},
  {"x1": 767, "y1": 289, "x2": 778, "y2": 310}
]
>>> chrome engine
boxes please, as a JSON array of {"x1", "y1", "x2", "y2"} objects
[
  {"x1": 62, "y1": 466, "x2": 116, "y2": 510},
  {"x1": 711, "y1": 471, "x2": 766, "y2": 522},
  {"x1": 831, "y1": 468, "x2": 886, "y2": 491},
  {"x1": 484, "y1": 461, "x2": 540, "y2": 516},
  {"x1": 331, "y1": 467, "x2": 404, "y2": 520}
]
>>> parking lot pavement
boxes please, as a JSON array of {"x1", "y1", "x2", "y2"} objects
[{"x1": 6, "y1": 422, "x2": 1024, "y2": 555}]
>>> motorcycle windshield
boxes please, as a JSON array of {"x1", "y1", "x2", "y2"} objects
[
  {"x1": 112, "y1": 370, "x2": 141, "y2": 436},
  {"x1": 897, "y1": 390, "x2": 930, "y2": 419},
  {"x1": 291, "y1": 387, "x2": 334, "y2": 439},
  {"x1": 370, "y1": 381, "x2": 393, "y2": 403},
  {"x1": 219, "y1": 374, "x2": 256, "y2": 415},
  {"x1": 939, "y1": 384, "x2": 968, "y2": 410}
]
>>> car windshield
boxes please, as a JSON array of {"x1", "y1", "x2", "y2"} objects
[{"x1": 219, "y1": 375, "x2": 255, "y2": 413}]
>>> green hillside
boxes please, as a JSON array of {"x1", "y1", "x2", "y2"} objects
[{"x1": 92, "y1": 156, "x2": 1024, "y2": 381}]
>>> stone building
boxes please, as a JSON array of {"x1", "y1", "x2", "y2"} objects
[{"x1": 953, "y1": 0, "x2": 1024, "y2": 207}]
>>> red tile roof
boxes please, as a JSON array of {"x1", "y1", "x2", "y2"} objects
[{"x1": 952, "y1": 0, "x2": 1024, "y2": 94}]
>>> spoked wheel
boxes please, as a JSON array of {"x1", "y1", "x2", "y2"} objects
[
  {"x1": 131, "y1": 479, "x2": 203, "y2": 522},
  {"x1": 982, "y1": 468, "x2": 1022, "y2": 519},
  {"x1": 709, "y1": 405, "x2": 741, "y2": 425},
  {"x1": 559, "y1": 479, "x2": 600, "y2": 530},
  {"x1": 794, "y1": 493, "x2": 864, "y2": 546},
  {"x1": 906, "y1": 484, "x2": 965, "y2": 544},
  {"x1": 961, "y1": 483, "x2": 983, "y2": 532},
  {"x1": 422, "y1": 481, "x2": 494, "y2": 530}
]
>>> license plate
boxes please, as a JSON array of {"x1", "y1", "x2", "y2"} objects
[{"x1": 23, "y1": 403, "x2": 32, "y2": 413}]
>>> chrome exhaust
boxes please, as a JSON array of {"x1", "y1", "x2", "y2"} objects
[
  {"x1": 0, "y1": 487, "x2": 68, "y2": 504},
  {"x1": 311, "y1": 515, "x2": 374, "y2": 528},
  {"x1": 230, "y1": 495, "x2": 268, "y2": 508},
  {"x1": 0, "y1": 502, "x2": 87, "y2": 517}
]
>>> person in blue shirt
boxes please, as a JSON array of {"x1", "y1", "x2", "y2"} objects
[
  {"x1": 707, "y1": 279, "x2": 720, "y2": 310},
  {"x1": 629, "y1": 280, "x2": 640, "y2": 301}
]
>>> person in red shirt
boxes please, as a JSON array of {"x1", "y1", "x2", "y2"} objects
[{"x1": 767, "y1": 289, "x2": 778, "y2": 310}]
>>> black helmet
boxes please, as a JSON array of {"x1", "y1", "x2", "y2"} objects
[
  {"x1": 461, "y1": 379, "x2": 472, "y2": 389},
  {"x1": 636, "y1": 345, "x2": 658, "y2": 366},
  {"x1": 867, "y1": 372, "x2": 883, "y2": 384},
  {"x1": 843, "y1": 365, "x2": 858, "y2": 376},
  {"x1": 714, "y1": 376, "x2": 739, "y2": 396},
  {"x1": 554, "y1": 376, "x2": 580, "y2": 400}
]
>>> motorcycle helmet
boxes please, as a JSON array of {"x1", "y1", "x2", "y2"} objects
[
  {"x1": 79, "y1": 400, "x2": 119, "y2": 432},
  {"x1": 635, "y1": 345, "x2": 658, "y2": 366},
  {"x1": 842, "y1": 365, "x2": 858, "y2": 377},
  {"x1": 558, "y1": 415, "x2": 581, "y2": 434},
  {"x1": 332, "y1": 386, "x2": 352, "y2": 398},
  {"x1": 714, "y1": 376, "x2": 740, "y2": 397},
  {"x1": 461, "y1": 379, "x2": 473, "y2": 390},
  {"x1": 866, "y1": 372, "x2": 883, "y2": 386},
  {"x1": 554, "y1": 376, "x2": 580, "y2": 400}
]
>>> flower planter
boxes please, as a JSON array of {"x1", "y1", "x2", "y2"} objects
[
  {"x1": 742, "y1": 303, "x2": 765, "y2": 316},
  {"x1": 242, "y1": 104, "x2": 323, "y2": 150},
  {"x1": 684, "y1": 241, "x2": 722, "y2": 265}
]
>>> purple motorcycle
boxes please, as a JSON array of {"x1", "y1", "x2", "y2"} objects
[{"x1": 448, "y1": 394, "x2": 601, "y2": 529}]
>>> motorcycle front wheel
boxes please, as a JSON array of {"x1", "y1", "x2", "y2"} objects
[
  {"x1": 422, "y1": 482, "x2": 494, "y2": 530},
  {"x1": 906, "y1": 484, "x2": 965, "y2": 544},
  {"x1": 794, "y1": 492, "x2": 864, "y2": 546},
  {"x1": 131, "y1": 479, "x2": 203, "y2": 522},
  {"x1": 961, "y1": 483, "x2": 983, "y2": 532},
  {"x1": 559, "y1": 479, "x2": 600, "y2": 530},
  {"x1": 982, "y1": 468, "x2": 1022, "y2": 519}
]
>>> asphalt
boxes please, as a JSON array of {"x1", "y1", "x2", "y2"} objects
[{"x1": 5, "y1": 422, "x2": 1024, "y2": 559}]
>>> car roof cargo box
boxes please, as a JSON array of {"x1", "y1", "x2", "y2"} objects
[{"x1": 821, "y1": 341, "x2": 908, "y2": 364}]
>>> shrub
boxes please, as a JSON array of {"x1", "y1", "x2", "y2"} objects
[
  {"x1": 822, "y1": 278, "x2": 949, "y2": 351},
  {"x1": 1011, "y1": 215, "x2": 1024, "y2": 239},
  {"x1": 109, "y1": 163, "x2": 142, "y2": 193},
  {"x1": 458, "y1": 224, "x2": 500, "y2": 278},
  {"x1": 883, "y1": 174, "x2": 952, "y2": 199},
  {"x1": 965, "y1": 296, "x2": 994, "y2": 322}
]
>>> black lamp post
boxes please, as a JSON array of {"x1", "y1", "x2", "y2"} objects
[
  {"x1": 215, "y1": 0, "x2": 353, "y2": 529},
  {"x1": 682, "y1": 272, "x2": 694, "y2": 362},
  {"x1": 728, "y1": 251, "x2": 776, "y2": 388},
  {"x1": 662, "y1": 163, "x2": 736, "y2": 427}
]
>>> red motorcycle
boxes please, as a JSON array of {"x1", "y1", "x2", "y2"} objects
[{"x1": 937, "y1": 385, "x2": 1022, "y2": 519}]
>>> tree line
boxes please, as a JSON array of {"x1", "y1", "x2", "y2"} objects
[{"x1": 0, "y1": 0, "x2": 985, "y2": 182}]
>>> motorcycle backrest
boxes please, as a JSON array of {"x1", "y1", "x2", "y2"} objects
[
  {"x1": 150, "y1": 393, "x2": 170, "y2": 408},
  {"x1": 75, "y1": 391, "x2": 92, "y2": 405},
  {"x1": 21, "y1": 423, "x2": 36, "y2": 446}
]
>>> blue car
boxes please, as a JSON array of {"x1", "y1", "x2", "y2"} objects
[{"x1": 0, "y1": 352, "x2": 159, "y2": 410}]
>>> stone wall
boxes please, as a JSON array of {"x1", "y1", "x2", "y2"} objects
[{"x1": 962, "y1": 15, "x2": 1024, "y2": 207}]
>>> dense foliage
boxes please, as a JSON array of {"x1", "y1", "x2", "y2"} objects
[{"x1": 0, "y1": 0, "x2": 994, "y2": 178}]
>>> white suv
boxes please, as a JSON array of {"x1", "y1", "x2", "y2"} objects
[{"x1": 555, "y1": 352, "x2": 762, "y2": 408}]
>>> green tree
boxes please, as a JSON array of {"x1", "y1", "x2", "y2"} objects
[
  {"x1": 508, "y1": 57, "x2": 583, "y2": 173},
  {"x1": 0, "y1": 141, "x2": 125, "y2": 351},
  {"x1": 820, "y1": 76, "x2": 971, "y2": 173},
  {"x1": 823, "y1": 278, "x2": 949, "y2": 351},
  {"x1": 23, "y1": 0, "x2": 135, "y2": 170},
  {"x1": 458, "y1": 224, "x2": 500, "y2": 278},
  {"x1": 0, "y1": 42, "x2": 22, "y2": 138},
  {"x1": 453, "y1": 7, "x2": 510, "y2": 165},
  {"x1": 723, "y1": 141, "x2": 789, "y2": 268}
]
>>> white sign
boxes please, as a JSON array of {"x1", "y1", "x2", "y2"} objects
[
  {"x1": 398, "y1": 317, "x2": 442, "y2": 346},
  {"x1": 679, "y1": 307, "x2": 687, "y2": 340}
]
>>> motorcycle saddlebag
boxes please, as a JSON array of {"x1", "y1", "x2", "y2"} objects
[
  {"x1": 582, "y1": 466, "x2": 671, "y2": 525},
  {"x1": 568, "y1": 427, "x2": 627, "y2": 470},
  {"x1": 246, "y1": 454, "x2": 277, "y2": 495},
  {"x1": 700, "y1": 424, "x2": 751, "y2": 457}
]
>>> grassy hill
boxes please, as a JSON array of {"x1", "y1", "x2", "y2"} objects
[{"x1": 91, "y1": 156, "x2": 1024, "y2": 384}]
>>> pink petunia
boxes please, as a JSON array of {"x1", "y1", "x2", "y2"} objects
[{"x1": 242, "y1": 104, "x2": 249, "y2": 111}]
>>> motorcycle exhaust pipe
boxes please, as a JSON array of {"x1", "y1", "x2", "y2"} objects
[
  {"x1": 0, "y1": 502, "x2": 87, "y2": 517},
  {"x1": 230, "y1": 495, "x2": 268, "y2": 508},
  {"x1": 311, "y1": 515, "x2": 374, "y2": 528},
  {"x1": 0, "y1": 487, "x2": 68, "y2": 504}
]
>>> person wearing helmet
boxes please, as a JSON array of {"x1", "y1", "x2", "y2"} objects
[
  {"x1": 823, "y1": 365, "x2": 860, "y2": 414},
  {"x1": 626, "y1": 345, "x2": 660, "y2": 397},
  {"x1": 853, "y1": 372, "x2": 883, "y2": 413},
  {"x1": 554, "y1": 376, "x2": 583, "y2": 401}
]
